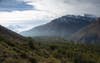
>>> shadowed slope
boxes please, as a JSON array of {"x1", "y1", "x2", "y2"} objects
[
  {"x1": 69, "y1": 18, "x2": 100, "y2": 44},
  {"x1": 0, "y1": 25, "x2": 25, "y2": 42}
]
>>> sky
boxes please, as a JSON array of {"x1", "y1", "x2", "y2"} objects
[{"x1": 0, "y1": 0, "x2": 100, "y2": 32}]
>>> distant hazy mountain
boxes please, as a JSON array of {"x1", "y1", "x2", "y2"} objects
[
  {"x1": 69, "y1": 18, "x2": 100, "y2": 44},
  {"x1": 6, "y1": 24, "x2": 34, "y2": 33},
  {"x1": 21, "y1": 15, "x2": 96, "y2": 38},
  {"x1": 7, "y1": 25, "x2": 23, "y2": 32}
]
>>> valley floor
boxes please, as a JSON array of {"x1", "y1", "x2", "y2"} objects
[{"x1": 0, "y1": 37, "x2": 100, "y2": 63}]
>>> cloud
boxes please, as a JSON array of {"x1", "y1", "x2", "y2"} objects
[
  {"x1": 65, "y1": 0, "x2": 100, "y2": 4},
  {"x1": 0, "y1": 0, "x2": 33, "y2": 11},
  {"x1": 32, "y1": 0, "x2": 100, "y2": 16},
  {"x1": 0, "y1": 10, "x2": 55, "y2": 24},
  {"x1": 0, "y1": 0, "x2": 100, "y2": 24},
  {"x1": 65, "y1": 0, "x2": 100, "y2": 16},
  {"x1": 32, "y1": 0, "x2": 74, "y2": 16}
]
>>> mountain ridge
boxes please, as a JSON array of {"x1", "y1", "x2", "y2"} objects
[{"x1": 21, "y1": 15, "x2": 96, "y2": 38}]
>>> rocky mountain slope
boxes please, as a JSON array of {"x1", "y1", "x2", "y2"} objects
[{"x1": 69, "y1": 18, "x2": 100, "y2": 44}]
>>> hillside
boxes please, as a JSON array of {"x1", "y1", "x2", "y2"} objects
[
  {"x1": 69, "y1": 18, "x2": 100, "y2": 44},
  {"x1": 0, "y1": 25, "x2": 100, "y2": 63},
  {"x1": 21, "y1": 15, "x2": 96, "y2": 38},
  {"x1": 0, "y1": 25, "x2": 25, "y2": 42}
]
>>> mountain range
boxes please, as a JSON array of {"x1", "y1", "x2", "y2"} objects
[
  {"x1": 21, "y1": 15, "x2": 96, "y2": 38},
  {"x1": 20, "y1": 14, "x2": 100, "y2": 44}
]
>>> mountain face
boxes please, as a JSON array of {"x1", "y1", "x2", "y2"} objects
[
  {"x1": 69, "y1": 18, "x2": 100, "y2": 44},
  {"x1": 0, "y1": 25, "x2": 25, "y2": 42},
  {"x1": 21, "y1": 15, "x2": 96, "y2": 38}
]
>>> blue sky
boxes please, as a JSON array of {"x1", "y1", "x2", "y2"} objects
[
  {"x1": 0, "y1": 0, "x2": 33, "y2": 11},
  {"x1": 0, "y1": 0, "x2": 100, "y2": 32}
]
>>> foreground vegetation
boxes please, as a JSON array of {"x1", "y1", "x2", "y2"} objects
[{"x1": 0, "y1": 36, "x2": 100, "y2": 63}]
